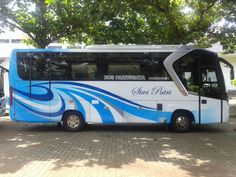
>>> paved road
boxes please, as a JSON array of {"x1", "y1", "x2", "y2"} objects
[{"x1": 0, "y1": 117, "x2": 236, "y2": 177}]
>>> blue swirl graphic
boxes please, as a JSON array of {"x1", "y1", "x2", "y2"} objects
[
  {"x1": 15, "y1": 94, "x2": 65, "y2": 117},
  {"x1": 58, "y1": 88, "x2": 115, "y2": 123},
  {"x1": 12, "y1": 81, "x2": 173, "y2": 123},
  {"x1": 38, "y1": 81, "x2": 156, "y2": 110},
  {"x1": 57, "y1": 88, "x2": 86, "y2": 119},
  {"x1": 13, "y1": 85, "x2": 53, "y2": 101},
  {"x1": 76, "y1": 87, "x2": 157, "y2": 121}
]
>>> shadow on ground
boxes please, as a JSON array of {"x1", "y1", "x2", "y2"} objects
[{"x1": 0, "y1": 119, "x2": 236, "y2": 177}]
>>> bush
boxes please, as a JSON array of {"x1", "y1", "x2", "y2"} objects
[{"x1": 231, "y1": 79, "x2": 236, "y2": 86}]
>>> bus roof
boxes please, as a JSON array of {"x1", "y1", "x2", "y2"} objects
[
  {"x1": 85, "y1": 45, "x2": 184, "y2": 52},
  {"x1": 12, "y1": 45, "x2": 193, "y2": 53}
]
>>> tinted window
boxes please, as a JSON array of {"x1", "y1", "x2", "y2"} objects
[
  {"x1": 17, "y1": 52, "x2": 50, "y2": 80},
  {"x1": 31, "y1": 53, "x2": 50, "y2": 80},
  {"x1": 173, "y1": 53, "x2": 200, "y2": 93},
  {"x1": 51, "y1": 53, "x2": 98, "y2": 80},
  {"x1": 101, "y1": 53, "x2": 146, "y2": 81},
  {"x1": 17, "y1": 51, "x2": 172, "y2": 81},
  {"x1": 148, "y1": 53, "x2": 171, "y2": 80},
  {"x1": 17, "y1": 52, "x2": 30, "y2": 80},
  {"x1": 199, "y1": 53, "x2": 222, "y2": 99}
]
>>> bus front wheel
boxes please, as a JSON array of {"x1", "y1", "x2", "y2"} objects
[
  {"x1": 62, "y1": 111, "x2": 85, "y2": 132},
  {"x1": 170, "y1": 111, "x2": 193, "y2": 132}
]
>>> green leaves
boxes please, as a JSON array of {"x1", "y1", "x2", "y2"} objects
[
  {"x1": 0, "y1": 0, "x2": 235, "y2": 52},
  {"x1": 45, "y1": 0, "x2": 55, "y2": 4},
  {"x1": 0, "y1": 0, "x2": 85, "y2": 48},
  {"x1": 45, "y1": 0, "x2": 68, "y2": 5}
]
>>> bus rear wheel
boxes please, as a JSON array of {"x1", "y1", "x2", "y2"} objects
[
  {"x1": 170, "y1": 112, "x2": 193, "y2": 132},
  {"x1": 62, "y1": 111, "x2": 85, "y2": 132}
]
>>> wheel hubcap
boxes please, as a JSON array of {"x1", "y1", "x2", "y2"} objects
[
  {"x1": 67, "y1": 115, "x2": 80, "y2": 128},
  {"x1": 176, "y1": 116, "x2": 188, "y2": 129}
]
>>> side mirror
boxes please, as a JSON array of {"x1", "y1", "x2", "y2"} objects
[{"x1": 218, "y1": 57, "x2": 234, "y2": 80}]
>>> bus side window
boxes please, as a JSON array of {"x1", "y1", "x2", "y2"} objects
[
  {"x1": 17, "y1": 53, "x2": 30, "y2": 80},
  {"x1": 31, "y1": 53, "x2": 50, "y2": 80},
  {"x1": 51, "y1": 53, "x2": 98, "y2": 81},
  {"x1": 148, "y1": 52, "x2": 171, "y2": 81},
  {"x1": 73, "y1": 53, "x2": 98, "y2": 81},
  {"x1": 101, "y1": 53, "x2": 146, "y2": 81}
]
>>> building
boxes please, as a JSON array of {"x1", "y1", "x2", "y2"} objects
[
  {"x1": 0, "y1": 30, "x2": 32, "y2": 62},
  {"x1": 0, "y1": 29, "x2": 74, "y2": 62}
]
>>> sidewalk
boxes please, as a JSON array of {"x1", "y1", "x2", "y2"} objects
[{"x1": 1, "y1": 117, "x2": 236, "y2": 177}]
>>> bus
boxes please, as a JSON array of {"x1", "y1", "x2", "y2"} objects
[
  {"x1": 0, "y1": 66, "x2": 7, "y2": 116},
  {"x1": 9, "y1": 45, "x2": 234, "y2": 132}
]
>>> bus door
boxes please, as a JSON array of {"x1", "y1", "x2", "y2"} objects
[
  {"x1": 30, "y1": 52, "x2": 50, "y2": 121},
  {"x1": 198, "y1": 52, "x2": 225, "y2": 124}
]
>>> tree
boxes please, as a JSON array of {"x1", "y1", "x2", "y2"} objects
[
  {"x1": 210, "y1": 0, "x2": 236, "y2": 53},
  {"x1": 83, "y1": 0, "x2": 235, "y2": 52},
  {"x1": 0, "y1": 0, "x2": 235, "y2": 51},
  {"x1": 85, "y1": 0, "x2": 222, "y2": 46},
  {"x1": 0, "y1": 0, "x2": 87, "y2": 48}
]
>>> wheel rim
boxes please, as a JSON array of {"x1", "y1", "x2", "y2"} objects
[
  {"x1": 175, "y1": 116, "x2": 189, "y2": 129},
  {"x1": 67, "y1": 115, "x2": 80, "y2": 128}
]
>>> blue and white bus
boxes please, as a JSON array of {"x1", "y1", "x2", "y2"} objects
[{"x1": 9, "y1": 45, "x2": 234, "y2": 132}]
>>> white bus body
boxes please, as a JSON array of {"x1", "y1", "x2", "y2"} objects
[{"x1": 9, "y1": 45, "x2": 233, "y2": 132}]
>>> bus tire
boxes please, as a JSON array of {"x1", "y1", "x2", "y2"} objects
[
  {"x1": 170, "y1": 111, "x2": 193, "y2": 132},
  {"x1": 62, "y1": 111, "x2": 85, "y2": 132}
]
